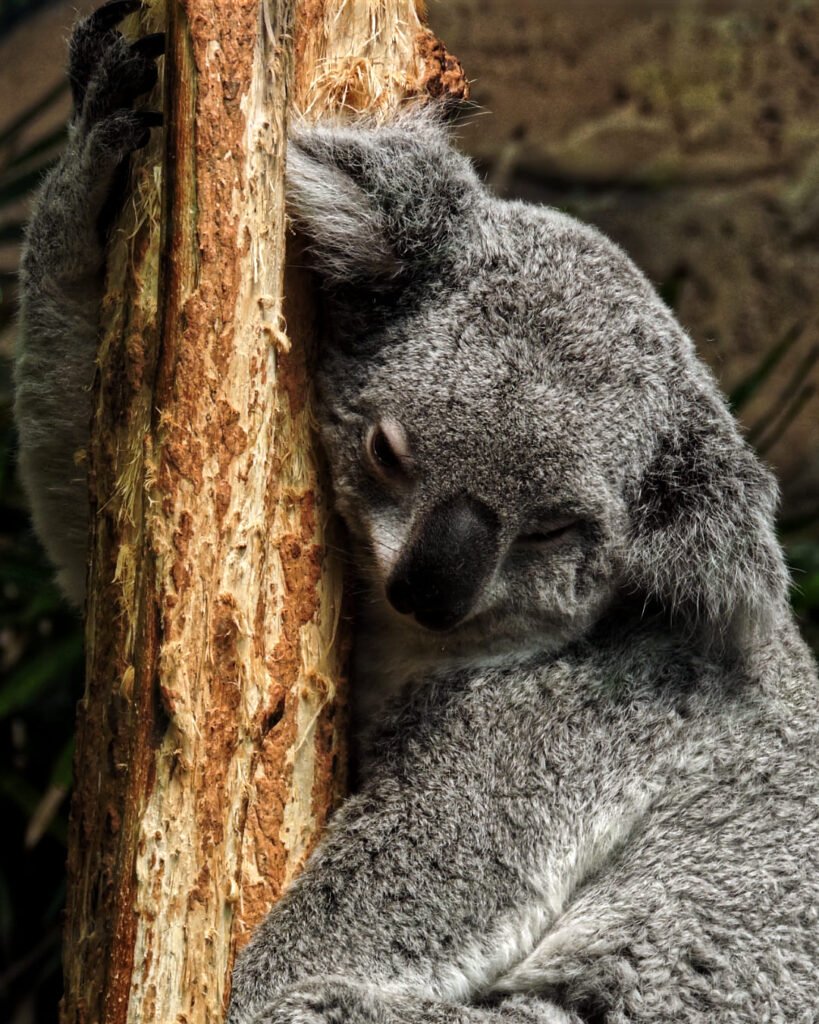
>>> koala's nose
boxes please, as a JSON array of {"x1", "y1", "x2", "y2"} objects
[{"x1": 386, "y1": 493, "x2": 500, "y2": 632}]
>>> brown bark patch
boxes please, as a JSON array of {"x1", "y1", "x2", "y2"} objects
[{"x1": 414, "y1": 29, "x2": 470, "y2": 103}]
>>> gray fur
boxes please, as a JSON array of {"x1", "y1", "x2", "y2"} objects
[
  {"x1": 230, "y1": 114, "x2": 818, "y2": 1024},
  {"x1": 14, "y1": 15, "x2": 819, "y2": 1022},
  {"x1": 14, "y1": 1, "x2": 161, "y2": 605}
]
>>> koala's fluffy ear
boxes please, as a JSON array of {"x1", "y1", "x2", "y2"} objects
[
  {"x1": 285, "y1": 111, "x2": 484, "y2": 291},
  {"x1": 624, "y1": 371, "x2": 789, "y2": 645}
]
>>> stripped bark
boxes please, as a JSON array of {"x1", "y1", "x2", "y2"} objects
[{"x1": 62, "y1": 2, "x2": 467, "y2": 1023}]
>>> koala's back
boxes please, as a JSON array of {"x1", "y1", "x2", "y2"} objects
[{"x1": 483, "y1": 619, "x2": 819, "y2": 1022}]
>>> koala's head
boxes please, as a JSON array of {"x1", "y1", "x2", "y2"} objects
[{"x1": 286, "y1": 112, "x2": 788, "y2": 658}]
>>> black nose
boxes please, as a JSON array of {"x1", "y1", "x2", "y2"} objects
[
  {"x1": 386, "y1": 493, "x2": 499, "y2": 631},
  {"x1": 386, "y1": 576, "x2": 463, "y2": 631},
  {"x1": 386, "y1": 576, "x2": 416, "y2": 616}
]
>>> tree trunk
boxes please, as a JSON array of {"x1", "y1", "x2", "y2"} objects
[{"x1": 62, "y1": 2, "x2": 467, "y2": 1024}]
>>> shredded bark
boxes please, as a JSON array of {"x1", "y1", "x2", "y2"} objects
[
  {"x1": 414, "y1": 28, "x2": 471, "y2": 103},
  {"x1": 64, "y1": 1, "x2": 467, "y2": 1022}
]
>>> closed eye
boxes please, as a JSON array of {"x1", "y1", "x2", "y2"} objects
[{"x1": 514, "y1": 518, "x2": 580, "y2": 546}]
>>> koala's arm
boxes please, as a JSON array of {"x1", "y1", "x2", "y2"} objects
[
  {"x1": 229, "y1": 684, "x2": 577, "y2": 1024},
  {"x1": 228, "y1": 657, "x2": 675, "y2": 1024},
  {"x1": 14, "y1": 0, "x2": 162, "y2": 604},
  {"x1": 247, "y1": 979, "x2": 582, "y2": 1024}
]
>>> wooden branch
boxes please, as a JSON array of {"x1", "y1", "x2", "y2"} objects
[{"x1": 63, "y1": 2, "x2": 467, "y2": 1023}]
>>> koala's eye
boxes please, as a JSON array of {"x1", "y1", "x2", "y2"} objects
[
  {"x1": 366, "y1": 420, "x2": 411, "y2": 481},
  {"x1": 515, "y1": 517, "x2": 580, "y2": 546}
]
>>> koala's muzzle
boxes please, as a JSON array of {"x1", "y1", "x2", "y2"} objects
[{"x1": 386, "y1": 494, "x2": 499, "y2": 631}]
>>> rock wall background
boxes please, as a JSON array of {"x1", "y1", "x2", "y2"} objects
[
  {"x1": 2, "y1": 0, "x2": 818, "y2": 522},
  {"x1": 436, "y1": 0, "x2": 819, "y2": 525}
]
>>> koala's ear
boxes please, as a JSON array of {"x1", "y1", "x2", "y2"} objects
[
  {"x1": 285, "y1": 111, "x2": 485, "y2": 291},
  {"x1": 625, "y1": 378, "x2": 789, "y2": 645}
]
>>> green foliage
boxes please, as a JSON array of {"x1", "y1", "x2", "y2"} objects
[
  {"x1": 788, "y1": 541, "x2": 819, "y2": 652},
  {"x1": 726, "y1": 328, "x2": 819, "y2": 644},
  {"x1": 0, "y1": 359, "x2": 82, "y2": 1022},
  {"x1": 658, "y1": 282, "x2": 819, "y2": 652},
  {"x1": 0, "y1": 378, "x2": 82, "y2": 1023},
  {"x1": 0, "y1": 73, "x2": 78, "y2": 1024},
  {"x1": 728, "y1": 323, "x2": 802, "y2": 415}
]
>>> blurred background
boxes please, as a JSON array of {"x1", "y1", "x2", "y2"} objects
[{"x1": 0, "y1": 0, "x2": 817, "y2": 1021}]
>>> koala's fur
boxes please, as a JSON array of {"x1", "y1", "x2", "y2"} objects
[{"x1": 14, "y1": 9, "x2": 819, "y2": 1024}]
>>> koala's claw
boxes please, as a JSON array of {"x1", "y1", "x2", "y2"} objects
[
  {"x1": 90, "y1": 0, "x2": 144, "y2": 33},
  {"x1": 135, "y1": 109, "x2": 163, "y2": 128},
  {"x1": 88, "y1": 108, "x2": 163, "y2": 162},
  {"x1": 69, "y1": 0, "x2": 145, "y2": 111},
  {"x1": 131, "y1": 32, "x2": 166, "y2": 60},
  {"x1": 132, "y1": 109, "x2": 164, "y2": 149},
  {"x1": 69, "y1": 2, "x2": 164, "y2": 136},
  {"x1": 66, "y1": 0, "x2": 166, "y2": 173}
]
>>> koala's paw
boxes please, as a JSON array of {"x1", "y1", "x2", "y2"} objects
[{"x1": 69, "y1": 0, "x2": 164, "y2": 164}]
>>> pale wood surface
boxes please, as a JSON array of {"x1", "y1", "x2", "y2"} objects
[{"x1": 63, "y1": 2, "x2": 467, "y2": 1023}]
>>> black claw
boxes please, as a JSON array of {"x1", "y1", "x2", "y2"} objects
[
  {"x1": 131, "y1": 32, "x2": 166, "y2": 59},
  {"x1": 91, "y1": 0, "x2": 143, "y2": 34},
  {"x1": 132, "y1": 111, "x2": 163, "y2": 150},
  {"x1": 136, "y1": 110, "x2": 164, "y2": 128}
]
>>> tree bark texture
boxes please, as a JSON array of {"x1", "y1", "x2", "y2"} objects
[{"x1": 63, "y1": 3, "x2": 468, "y2": 1024}]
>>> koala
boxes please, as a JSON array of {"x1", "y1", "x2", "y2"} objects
[
  {"x1": 14, "y1": 0, "x2": 162, "y2": 605},
  {"x1": 14, "y1": 4, "x2": 819, "y2": 1023}
]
